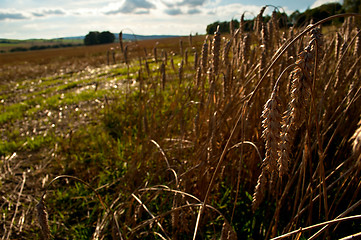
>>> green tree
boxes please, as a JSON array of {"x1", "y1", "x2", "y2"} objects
[
  {"x1": 294, "y1": 3, "x2": 343, "y2": 26},
  {"x1": 206, "y1": 20, "x2": 239, "y2": 34},
  {"x1": 343, "y1": 0, "x2": 361, "y2": 13},
  {"x1": 84, "y1": 31, "x2": 100, "y2": 45},
  {"x1": 98, "y1": 31, "x2": 115, "y2": 44},
  {"x1": 84, "y1": 31, "x2": 115, "y2": 45}
]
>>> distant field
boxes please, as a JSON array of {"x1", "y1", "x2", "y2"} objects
[
  {"x1": 0, "y1": 38, "x2": 84, "y2": 52},
  {"x1": 0, "y1": 43, "x2": 115, "y2": 66},
  {"x1": 0, "y1": 35, "x2": 203, "y2": 67}
]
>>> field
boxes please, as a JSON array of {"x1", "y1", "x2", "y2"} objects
[
  {"x1": 0, "y1": 38, "x2": 83, "y2": 53},
  {"x1": 1, "y1": 11, "x2": 361, "y2": 240}
]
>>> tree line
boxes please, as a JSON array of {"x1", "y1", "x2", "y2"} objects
[
  {"x1": 206, "y1": 1, "x2": 360, "y2": 34},
  {"x1": 9, "y1": 43, "x2": 83, "y2": 53}
]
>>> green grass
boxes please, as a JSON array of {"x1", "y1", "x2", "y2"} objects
[
  {"x1": 0, "y1": 69, "x2": 123, "y2": 125},
  {"x1": 0, "y1": 102, "x2": 30, "y2": 124},
  {"x1": 0, "y1": 133, "x2": 55, "y2": 157}
]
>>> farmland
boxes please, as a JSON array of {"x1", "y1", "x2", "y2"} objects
[{"x1": 1, "y1": 11, "x2": 361, "y2": 240}]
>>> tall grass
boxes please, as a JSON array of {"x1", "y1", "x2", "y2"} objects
[
  {"x1": 39, "y1": 12, "x2": 361, "y2": 239},
  {"x1": 1, "y1": 9, "x2": 361, "y2": 240}
]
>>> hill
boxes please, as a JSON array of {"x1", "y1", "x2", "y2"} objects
[
  {"x1": 62, "y1": 33, "x2": 182, "y2": 41},
  {"x1": 0, "y1": 33, "x2": 182, "y2": 52}
]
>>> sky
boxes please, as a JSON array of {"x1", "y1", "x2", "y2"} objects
[{"x1": 0, "y1": 0, "x2": 342, "y2": 39}]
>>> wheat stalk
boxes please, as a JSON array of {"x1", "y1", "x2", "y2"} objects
[
  {"x1": 254, "y1": 6, "x2": 266, "y2": 34},
  {"x1": 194, "y1": 50, "x2": 199, "y2": 70},
  {"x1": 119, "y1": 31, "x2": 124, "y2": 53},
  {"x1": 211, "y1": 26, "x2": 221, "y2": 75},
  {"x1": 36, "y1": 199, "x2": 51, "y2": 240},
  {"x1": 160, "y1": 62, "x2": 166, "y2": 90},
  {"x1": 351, "y1": 119, "x2": 361, "y2": 169},
  {"x1": 200, "y1": 36, "x2": 209, "y2": 75},
  {"x1": 252, "y1": 171, "x2": 268, "y2": 211},
  {"x1": 222, "y1": 39, "x2": 231, "y2": 66},
  {"x1": 153, "y1": 46, "x2": 158, "y2": 63},
  {"x1": 262, "y1": 89, "x2": 282, "y2": 173},
  {"x1": 355, "y1": 27, "x2": 361, "y2": 57},
  {"x1": 278, "y1": 29, "x2": 322, "y2": 175},
  {"x1": 178, "y1": 59, "x2": 184, "y2": 84}
]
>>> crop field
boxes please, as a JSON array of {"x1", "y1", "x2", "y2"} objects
[
  {"x1": 1, "y1": 11, "x2": 361, "y2": 240},
  {"x1": 0, "y1": 38, "x2": 83, "y2": 53}
]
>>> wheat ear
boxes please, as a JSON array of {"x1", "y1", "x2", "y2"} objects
[
  {"x1": 211, "y1": 25, "x2": 221, "y2": 75},
  {"x1": 262, "y1": 89, "x2": 282, "y2": 173},
  {"x1": 252, "y1": 86, "x2": 282, "y2": 210},
  {"x1": 351, "y1": 120, "x2": 361, "y2": 169},
  {"x1": 200, "y1": 36, "x2": 209, "y2": 75},
  {"x1": 278, "y1": 27, "x2": 323, "y2": 176}
]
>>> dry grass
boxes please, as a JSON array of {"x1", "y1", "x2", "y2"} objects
[{"x1": 2, "y1": 10, "x2": 361, "y2": 240}]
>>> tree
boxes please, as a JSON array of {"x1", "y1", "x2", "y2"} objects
[
  {"x1": 343, "y1": 0, "x2": 361, "y2": 13},
  {"x1": 294, "y1": 3, "x2": 343, "y2": 27},
  {"x1": 84, "y1": 31, "x2": 115, "y2": 45},
  {"x1": 206, "y1": 20, "x2": 239, "y2": 34},
  {"x1": 84, "y1": 31, "x2": 100, "y2": 45},
  {"x1": 99, "y1": 31, "x2": 115, "y2": 44}
]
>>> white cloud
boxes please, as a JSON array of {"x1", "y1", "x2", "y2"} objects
[
  {"x1": 105, "y1": 0, "x2": 156, "y2": 14},
  {"x1": 311, "y1": 0, "x2": 342, "y2": 8}
]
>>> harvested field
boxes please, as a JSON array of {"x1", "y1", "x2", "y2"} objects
[{"x1": 1, "y1": 11, "x2": 361, "y2": 240}]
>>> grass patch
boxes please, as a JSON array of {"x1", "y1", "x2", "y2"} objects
[{"x1": 0, "y1": 133, "x2": 54, "y2": 157}]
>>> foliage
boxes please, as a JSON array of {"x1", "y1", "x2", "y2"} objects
[
  {"x1": 84, "y1": 31, "x2": 100, "y2": 45},
  {"x1": 206, "y1": 20, "x2": 239, "y2": 34},
  {"x1": 84, "y1": 31, "x2": 115, "y2": 45},
  {"x1": 8, "y1": 43, "x2": 82, "y2": 52},
  {"x1": 293, "y1": 3, "x2": 344, "y2": 26},
  {"x1": 206, "y1": 2, "x2": 345, "y2": 33},
  {"x1": 344, "y1": 0, "x2": 361, "y2": 13}
]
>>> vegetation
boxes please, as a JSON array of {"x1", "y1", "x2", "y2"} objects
[
  {"x1": 292, "y1": 3, "x2": 344, "y2": 27},
  {"x1": 344, "y1": 0, "x2": 361, "y2": 13},
  {"x1": 1, "y1": 5, "x2": 361, "y2": 240},
  {"x1": 84, "y1": 31, "x2": 115, "y2": 46},
  {"x1": 0, "y1": 38, "x2": 84, "y2": 53},
  {"x1": 206, "y1": 1, "x2": 359, "y2": 34},
  {"x1": 9, "y1": 43, "x2": 83, "y2": 52}
]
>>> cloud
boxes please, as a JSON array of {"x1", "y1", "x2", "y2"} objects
[
  {"x1": 32, "y1": 9, "x2": 66, "y2": 17},
  {"x1": 0, "y1": 12, "x2": 28, "y2": 21},
  {"x1": 311, "y1": 0, "x2": 342, "y2": 8},
  {"x1": 160, "y1": 0, "x2": 205, "y2": 16},
  {"x1": 43, "y1": 9, "x2": 66, "y2": 15},
  {"x1": 105, "y1": 0, "x2": 155, "y2": 14},
  {"x1": 205, "y1": 3, "x2": 265, "y2": 21},
  {"x1": 0, "y1": 8, "x2": 66, "y2": 21},
  {"x1": 161, "y1": 0, "x2": 206, "y2": 7},
  {"x1": 177, "y1": 0, "x2": 207, "y2": 7},
  {"x1": 164, "y1": 8, "x2": 183, "y2": 15},
  {"x1": 187, "y1": 8, "x2": 201, "y2": 14}
]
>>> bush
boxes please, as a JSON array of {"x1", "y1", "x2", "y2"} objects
[{"x1": 10, "y1": 47, "x2": 28, "y2": 52}]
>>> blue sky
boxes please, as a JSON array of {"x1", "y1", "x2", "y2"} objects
[{"x1": 0, "y1": 0, "x2": 342, "y2": 39}]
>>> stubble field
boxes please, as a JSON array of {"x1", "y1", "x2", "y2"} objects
[{"x1": 1, "y1": 11, "x2": 361, "y2": 240}]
